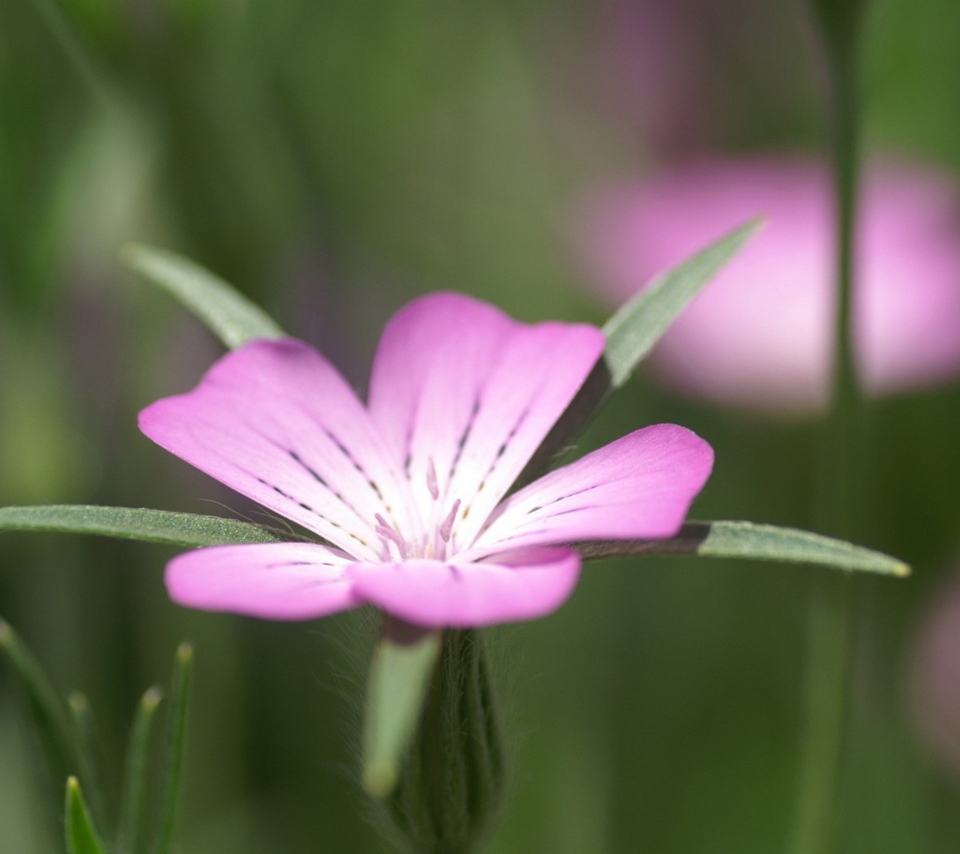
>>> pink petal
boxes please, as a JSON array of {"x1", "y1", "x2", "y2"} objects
[
  {"x1": 367, "y1": 293, "x2": 605, "y2": 550},
  {"x1": 348, "y1": 547, "x2": 581, "y2": 628},
  {"x1": 467, "y1": 424, "x2": 713, "y2": 556},
  {"x1": 140, "y1": 339, "x2": 414, "y2": 561},
  {"x1": 165, "y1": 542, "x2": 359, "y2": 620}
]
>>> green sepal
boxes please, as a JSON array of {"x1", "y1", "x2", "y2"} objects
[
  {"x1": 363, "y1": 622, "x2": 443, "y2": 798},
  {"x1": 601, "y1": 218, "x2": 763, "y2": 389},
  {"x1": 0, "y1": 505, "x2": 287, "y2": 548},
  {"x1": 384, "y1": 630, "x2": 505, "y2": 854},
  {"x1": 571, "y1": 520, "x2": 909, "y2": 577},
  {"x1": 122, "y1": 244, "x2": 287, "y2": 350},
  {"x1": 518, "y1": 220, "x2": 761, "y2": 485},
  {"x1": 65, "y1": 777, "x2": 108, "y2": 854}
]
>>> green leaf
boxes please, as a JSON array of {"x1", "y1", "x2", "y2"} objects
[
  {"x1": 67, "y1": 693, "x2": 110, "y2": 833},
  {"x1": 572, "y1": 520, "x2": 909, "y2": 577},
  {"x1": 0, "y1": 505, "x2": 286, "y2": 548},
  {"x1": 65, "y1": 777, "x2": 108, "y2": 854},
  {"x1": 602, "y1": 218, "x2": 763, "y2": 389},
  {"x1": 151, "y1": 644, "x2": 193, "y2": 854},
  {"x1": 517, "y1": 220, "x2": 761, "y2": 487},
  {"x1": 0, "y1": 621, "x2": 96, "y2": 810},
  {"x1": 122, "y1": 244, "x2": 286, "y2": 350},
  {"x1": 0, "y1": 619, "x2": 75, "y2": 767},
  {"x1": 117, "y1": 686, "x2": 163, "y2": 854},
  {"x1": 363, "y1": 624, "x2": 443, "y2": 798}
]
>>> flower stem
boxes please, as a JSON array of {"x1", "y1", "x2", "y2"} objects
[
  {"x1": 790, "y1": 5, "x2": 866, "y2": 854},
  {"x1": 790, "y1": 573, "x2": 852, "y2": 854},
  {"x1": 385, "y1": 630, "x2": 505, "y2": 854}
]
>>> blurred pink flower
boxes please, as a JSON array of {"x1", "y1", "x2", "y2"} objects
[
  {"x1": 140, "y1": 293, "x2": 713, "y2": 628},
  {"x1": 908, "y1": 569, "x2": 960, "y2": 777},
  {"x1": 580, "y1": 158, "x2": 960, "y2": 414},
  {"x1": 598, "y1": 0, "x2": 709, "y2": 149}
]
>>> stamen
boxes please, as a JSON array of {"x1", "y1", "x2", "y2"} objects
[
  {"x1": 426, "y1": 457, "x2": 439, "y2": 501},
  {"x1": 439, "y1": 499, "x2": 462, "y2": 543},
  {"x1": 375, "y1": 513, "x2": 407, "y2": 559}
]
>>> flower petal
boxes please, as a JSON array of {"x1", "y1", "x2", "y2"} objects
[
  {"x1": 367, "y1": 293, "x2": 605, "y2": 549},
  {"x1": 140, "y1": 339, "x2": 413, "y2": 561},
  {"x1": 165, "y1": 542, "x2": 359, "y2": 620},
  {"x1": 348, "y1": 547, "x2": 581, "y2": 628},
  {"x1": 467, "y1": 424, "x2": 713, "y2": 556}
]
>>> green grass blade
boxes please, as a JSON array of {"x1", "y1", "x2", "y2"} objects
[
  {"x1": 122, "y1": 244, "x2": 286, "y2": 350},
  {"x1": 25, "y1": 0, "x2": 113, "y2": 109},
  {"x1": 67, "y1": 692, "x2": 111, "y2": 835},
  {"x1": 151, "y1": 644, "x2": 193, "y2": 854},
  {"x1": 0, "y1": 620, "x2": 87, "y2": 793},
  {"x1": 572, "y1": 520, "x2": 909, "y2": 577},
  {"x1": 0, "y1": 505, "x2": 286, "y2": 547},
  {"x1": 117, "y1": 686, "x2": 163, "y2": 854},
  {"x1": 363, "y1": 626, "x2": 443, "y2": 798},
  {"x1": 602, "y1": 218, "x2": 763, "y2": 389},
  {"x1": 65, "y1": 778, "x2": 108, "y2": 854}
]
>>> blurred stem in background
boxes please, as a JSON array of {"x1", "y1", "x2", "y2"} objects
[
  {"x1": 23, "y1": 0, "x2": 112, "y2": 108},
  {"x1": 791, "y1": 2, "x2": 869, "y2": 853}
]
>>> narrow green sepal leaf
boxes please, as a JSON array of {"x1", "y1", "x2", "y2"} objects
[
  {"x1": 151, "y1": 644, "x2": 193, "y2": 854},
  {"x1": 67, "y1": 692, "x2": 110, "y2": 832},
  {"x1": 117, "y1": 686, "x2": 164, "y2": 854},
  {"x1": 122, "y1": 244, "x2": 286, "y2": 350},
  {"x1": 0, "y1": 505, "x2": 286, "y2": 548},
  {"x1": 572, "y1": 520, "x2": 909, "y2": 577},
  {"x1": 517, "y1": 220, "x2": 762, "y2": 487},
  {"x1": 363, "y1": 622, "x2": 443, "y2": 798},
  {"x1": 0, "y1": 620, "x2": 89, "y2": 789},
  {"x1": 65, "y1": 777, "x2": 108, "y2": 854},
  {"x1": 602, "y1": 218, "x2": 763, "y2": 389},
  {"x1": 67, "y1": 693, "x2": 95, "y2": 742}
]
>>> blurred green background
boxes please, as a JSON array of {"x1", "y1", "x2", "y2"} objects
[{"x1": 2, "y1": 0, "x2": 960, "y2": 851}]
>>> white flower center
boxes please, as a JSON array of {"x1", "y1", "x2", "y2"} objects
[{"x1": 374, "y1": 457, "x2": 464, "y2": 562}]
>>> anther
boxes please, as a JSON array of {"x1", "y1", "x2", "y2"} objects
[
  {"x1": 426, "y1": 457, "x2": 439, "y2": 501},
  {"x1": 439, "y1": 499, "x2": 462, "y2": 543}
]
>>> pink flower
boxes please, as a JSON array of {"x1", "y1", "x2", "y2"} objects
[
  {"x1": 580, "y1": 158, "x2": 960, "y2": 414},
  {"x1": 908, "y1": 569, "x2": 960, "y2": 777},
  {"x1": 140, "y1": 293, "x2": 713, "y2": 628}
]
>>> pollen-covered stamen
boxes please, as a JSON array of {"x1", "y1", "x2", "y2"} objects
[
  {"x1": 426, "y1": 457, "x2": 440, "y2": 501},
  {"x1": 439, "y1": 499, "x2": 462, "y2": 544}
]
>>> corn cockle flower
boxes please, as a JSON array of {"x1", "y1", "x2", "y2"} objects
[
  {"x1": 139, "y1": 293, "x2": 713, "y2": 628},
  {"x1": 579, "y1": 158, "x2": 960, "y2": 414}
]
